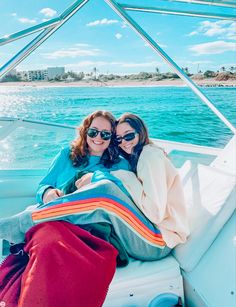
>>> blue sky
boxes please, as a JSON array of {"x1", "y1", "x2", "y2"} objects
[{"x1": 0, "y1": 0, "x2": 235, "y2": 74}]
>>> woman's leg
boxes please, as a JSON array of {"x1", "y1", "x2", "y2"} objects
[
  {"x1": 0, "y1": 180, "x2": 170, "y2": 261},
  {"x1": 18, "y1": 221, "x2": 118, "y2": 307},
  {"x1": 0, "y1": 205, "x2": 36, "y2": 244},
  {"x1": 0, "y1": 248, "x2": 28, "y2": 307},
  {"x1": 31, "y1": 181, "x2": 171, "y2": 261}
]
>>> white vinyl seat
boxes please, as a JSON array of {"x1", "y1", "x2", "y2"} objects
[
  {"x1": 104, "y1": 255, "x2": 184, "y2": 307},
  {"x1": 173, "y1": 163, "x2": 236, "y2": 272}
]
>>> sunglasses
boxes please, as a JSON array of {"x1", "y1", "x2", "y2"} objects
[
  {"x1": 87, "y1": 128, "x2": 112, "y2": 141},
  {"x1": 116, "y1": 132, "x2": 138, "y2": 144}
]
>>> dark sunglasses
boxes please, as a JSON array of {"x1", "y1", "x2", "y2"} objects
[
  {"x1": 116, "y1": 132, "x2": 137, "y2": 144},
  {"x1": 87, "y1": 128, "x2": 112, "y2": 141}
]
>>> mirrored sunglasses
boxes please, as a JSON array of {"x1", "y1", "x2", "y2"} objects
[
  {"x1": 87, "y1": 128, "x2": 112, "y2": 141},
  {"x1": 116, "y1": 132, "x2": 137, "y2": 144}
]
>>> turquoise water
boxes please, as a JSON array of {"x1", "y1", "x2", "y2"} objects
[{"x1": 0, "y1": 86, "x2": 235, "y2": 168}]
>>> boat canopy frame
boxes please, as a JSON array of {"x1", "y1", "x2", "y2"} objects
[{"x1": 0, "y1": 0, "x2": 235, "y2": 134}]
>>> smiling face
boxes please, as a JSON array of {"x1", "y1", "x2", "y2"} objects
[
  {"x1": 86, "y1": 116, "x2": 112, "y2": 156},
  {"x1": 116, "y1": 122, "x2": 139, "y2": 154}
]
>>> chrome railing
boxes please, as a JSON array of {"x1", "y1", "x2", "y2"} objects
[
  {"x1": 0, "y1": 116, "x2": 222, "y2": 156},
  {"x1": 120, "y1": 4, "x2": 236, "y2": 20},
  {"x1": 0, "y1": 0, "x2": 89, "y2": 78},
  {"x1": 105, "y1": 0, "x2": 236, "y2": 134}
]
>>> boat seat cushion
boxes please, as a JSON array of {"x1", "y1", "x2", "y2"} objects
[
  {"x1": 0, "y1": 169, "x2": 45, "y2": 217},
  {"x1": 104, "y1": 254, "x2": 183, "y2": 306},
  {"x1": 173, "y1": 163, "x2": 236, "y2": 272}
]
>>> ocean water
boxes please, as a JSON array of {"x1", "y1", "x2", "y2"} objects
[{"x1": 0, "y1": 86, "x2": 235, "y2": 169}]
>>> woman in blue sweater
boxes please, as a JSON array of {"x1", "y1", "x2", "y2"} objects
[
  {"x1": 0, "y1": 110, "x2": 129, "y2": 307},
  {"x1": 36, "y1": 110, "x2": 128, "y2": 204},
  {"x1": 0, "y1": 112, "x2": 170, "y2": 264}
]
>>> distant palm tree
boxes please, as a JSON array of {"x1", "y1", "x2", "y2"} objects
[
  {"x1": 220, "y1": 66, "x2": 226, "y2": 72},
  {"x1": 230, "y1": 66, "x2": 235, "y2": 73},
  {"x1": 182, "y1": 67, "x2": 189, "y2": 74},
  {"x1": 93, "y1": 67, "x2": 97, "y2": 80},
  {"x1": 155, "y1": 67, "x2": 160, "y2": 74}
]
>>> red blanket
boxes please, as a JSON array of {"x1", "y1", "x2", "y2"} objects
[
  {"x1": 0, "y1": 249, "x2": 28, "y2": 307},
  {"x1": 0, "y1": 221, "x2": 118, "y2": 307}
]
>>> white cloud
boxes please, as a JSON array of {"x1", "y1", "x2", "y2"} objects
[
  {"x1": 186, "y1": 60, "x2": 213, "y2": 65},
  {"x1": 177, "y1": 59, "x2": 213, "y2": 68},
  {"x1": 190, "y1": 40, "x2": 236, "y2": 55},
  {"x1": 18, "y1": 63, "x2": 48, "y2": 71},
  {"x1": 66, "y1": 61, "x2": 108, "y2": 69},
  {"x1": 65, "y1": 61, "x2": 163, "y2": 71},
  {"x1": 115, "y1": 33, "x2": 122, "y2": 40},
  {"x1": 120, "y1": 61, "x2": 162, "y2": 68},
  {"x1": 75, "y1": 43, "x2": 90, "y2": 47},
  {"x1": 187, "y1": 31, "x2": 198, "y2": 37},
  {"x1": 86, "y1": 18, "x2": 118, "y2": 27},
  {"x1": 11, "y1": 13, "x2": 17, "y2": 17},
  {"x1": 40, "y1": 8, "x2": 57, "y2": 17},
  {"x1": 144, "y1": 42, "x2": 167, "y2": 48},
  {"x1": 18, "y1": 18, "x2": 37, "y2": 24},
  {"x1": 42, "y1": 46, "x2": 101, "y2": 59},
  {"x1": 187, "y1": 20, "x2": 236, "y2": 40}
]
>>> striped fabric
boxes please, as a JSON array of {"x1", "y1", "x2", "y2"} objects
[{"x1": 32, "y1": 190, "x2": 166, "y2": 249}]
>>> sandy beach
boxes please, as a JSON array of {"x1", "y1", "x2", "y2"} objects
[{"x1": 0, "y1": 78, "x2": 236, "y2": 88}]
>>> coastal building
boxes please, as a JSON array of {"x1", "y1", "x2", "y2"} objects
[
  {"x1": 13, "y1": 67, "x2": 65, "y2": 81},
  {"x1": 28, "y1": 70, "x2": 48, "y2": 81},
  {"x1": 47, "y1": 67, "x2": 65, "y2": 80}
]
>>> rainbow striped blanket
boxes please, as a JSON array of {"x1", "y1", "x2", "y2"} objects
[{"x1": 32, "y1": 180, "x2": 167, "y2": 261}]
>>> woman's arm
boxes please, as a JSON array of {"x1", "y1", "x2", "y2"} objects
[
  {"x1": 36, "y1": 148, "x2": 68, "y2": 204},
  {"x1": 136, "y1": 148, "x2": 170, "y2": 224},
  {"x1": 114, "y1": 146, "x2": 177, "y2": 225},
  {"x1": 136, "y1": 146, "x2": 189, "y2": 247}
]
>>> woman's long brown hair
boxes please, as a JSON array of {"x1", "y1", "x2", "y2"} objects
[{"x1": 70, "y1": 110, "x2": 119, "y2": 168}]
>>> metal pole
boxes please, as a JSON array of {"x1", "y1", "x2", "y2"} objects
[
  {"x1": 167, "y1": 0, "x2": 236, "y2": 8},
  {"x1": 0, "y1": 0, "x2": 89, "y2": 78},
  {"x1": 120, "y1": 4, "x2": 236, "y2": 20},
  {"x1": 105, "y1": 0, "x2": 236, "y2": 134},
  {"x1": 0, "y1": 18, "x2": 61, "y2": 46}
]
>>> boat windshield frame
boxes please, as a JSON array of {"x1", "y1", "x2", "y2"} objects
[{"x1": 0, "y1": 0, "x2": 235, "y2": 134}]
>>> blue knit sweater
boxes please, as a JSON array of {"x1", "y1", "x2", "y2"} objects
[{"x1": 36, "y1": 147, "x2": 130, "y2": 204}]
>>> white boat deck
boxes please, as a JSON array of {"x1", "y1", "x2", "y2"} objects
[{"x1": 0, "y1": 118, "x2": 235, "y2": 306}]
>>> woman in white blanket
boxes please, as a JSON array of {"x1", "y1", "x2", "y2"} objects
[{"x1": 115, "y1": 113, "x2": 189, "y2": 249}]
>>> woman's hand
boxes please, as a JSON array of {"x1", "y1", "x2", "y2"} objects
[
  {"x1": 75, "y1": 173, "x2": 93, "y2": 190},
  {"x1": 43, "y1": 188, "x2": 64, "y2": 203}
]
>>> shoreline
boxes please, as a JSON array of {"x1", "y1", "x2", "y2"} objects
[{"x1": 0, "y1": 78, "x2": 236, "y2": 88}]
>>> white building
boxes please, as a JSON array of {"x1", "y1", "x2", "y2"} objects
[
  {"x1": 15, "y1": 67, "x2": 65, "y2": 81},
  {"x1": 28, "y1": 70, "x2": 48, "y2": 81},
  {"x1": 47, "y1": 67, "x2": 65, "y2": 80}
]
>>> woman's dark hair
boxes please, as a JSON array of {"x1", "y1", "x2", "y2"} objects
[
  {"x1": 116, "y1": 113, "x2": 151, "y2": 173},
  {"x1": 70, "y1": 110, "x2": 119, "y2": 168}
]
